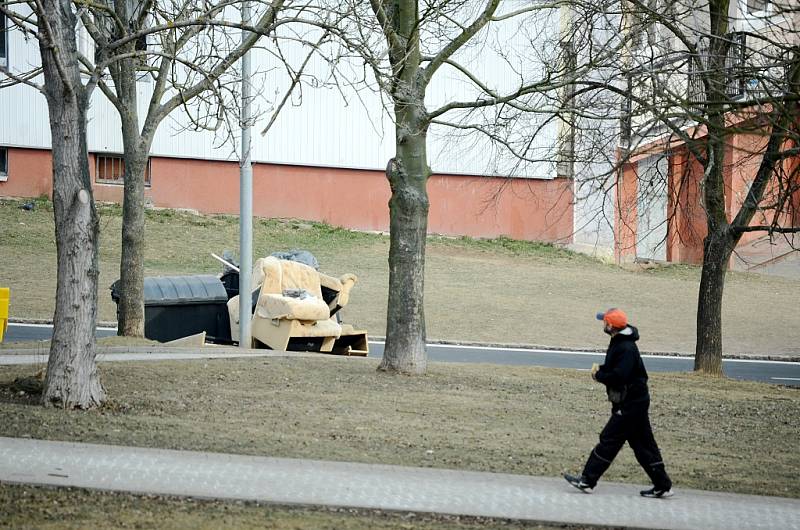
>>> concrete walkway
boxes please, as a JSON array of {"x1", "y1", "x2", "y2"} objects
[
  {"x1": 0, "y1": 346, "x2": 320, "y2": 366},
  {"x1": 1, "y1": 437, "x2": 798, "y2": 530}
]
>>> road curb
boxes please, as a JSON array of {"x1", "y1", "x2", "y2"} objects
[
  {"x1": 9, "y1": 317, "x2": 118, "y2": 328},
  {"x1": 420, "y1": 338, "x2": 800, "y2": 363}
]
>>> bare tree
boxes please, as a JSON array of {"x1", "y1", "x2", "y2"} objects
[
  {"x1": 471, "y1": 0, "x2": 799, "y2": 374},
  {"x1": 563, "y1": 0, "x2": 799, "y2": 374},
  {"x1": 1, "y1": 0, "x2": 104, "y2": 407},
  {"x1": 317, "y1": 1, "x2": 587, "y2": 374},
  {"x1": 78, "y1": 0, "x2": 294, "y2": 337},
  {"x1": 0, "y1": 0, "x2": 315, "y2": 405},
  {"x1": 619, "y1": 0, "x2": 799, "y2": 374}
]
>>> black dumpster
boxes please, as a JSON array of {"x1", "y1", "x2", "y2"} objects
[
  {"x1": 111, "y1": 275, "x2": 232, "y2": 344},
  {"x1": 219, "y1": 269, "x2": 270, "y2": 315}
]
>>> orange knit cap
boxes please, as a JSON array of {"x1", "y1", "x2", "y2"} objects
[{"x1": 596, "y1": 308, "x2": 628, "y2": 329}]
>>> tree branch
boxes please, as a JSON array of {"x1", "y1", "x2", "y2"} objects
[
  {"x1": 733, "y1": 225, "x2": 800, "y2": 234},
  {"x1": 96, "y1": 78, "x2": 122, "y2": 111},
  {"x1": 0, "y1": 67, "x2": 46, "y2": 93},
  {"x1": 34, "y1": 0, "x2": 75, "y2": 95},
  {"x1": 156, "y1": 0, "x2": 286, "y2": 122},
  {"x1": 730, "y1": 48, "x2": 800, "y2": 232},
  {"x1": 260, "y1": 30, "x2": 329, "y2": 136},
  {"x1": 421, "y1": 0, "x2": 500, "y2": 85},
  {"x1": 368, "y1": 0, "x2": 402, "y2": 52}
]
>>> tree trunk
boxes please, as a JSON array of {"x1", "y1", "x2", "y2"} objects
[
  {"x1": 38, "y1": 0, "x2": 105, "y2": 408},
  {"x1": 117, "y1": 146, "x2": 147, "y2": 337},
  {"x1": 694, "y1": 232, "x2": 734, "y2": 375},
  {"x1": 378, "y1": 124, "x2": 430, "y2": 375},
  {"x1": 115, "y1": 40, "x2": 148, "y2": 337},
  {"x1": 692, "y1": 0, "x2": 737, "y2": 377}
]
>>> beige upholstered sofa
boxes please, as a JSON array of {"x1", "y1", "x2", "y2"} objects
[{"x1": 228, "y1": 256, "x2": 367, "y2": 355}]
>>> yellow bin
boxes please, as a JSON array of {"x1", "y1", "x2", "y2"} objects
[{"x1": 0, "y1": 288, "x2": 9, "y2": 343}]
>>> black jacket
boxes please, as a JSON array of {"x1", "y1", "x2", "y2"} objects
[{"x1": 595, "y1": 325, "x2": 650, "y2": 411}]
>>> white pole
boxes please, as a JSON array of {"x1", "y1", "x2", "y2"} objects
[
  {"x1": 211, "y1": 253, "x2": 240, "y2": 272},
  {"x1": 239, "y1": 0, "x2": 253, "y2": 348}
]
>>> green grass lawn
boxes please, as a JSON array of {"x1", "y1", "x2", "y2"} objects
[{"x1": 2, "y1": 197, "x2": 799, "y2": 357}]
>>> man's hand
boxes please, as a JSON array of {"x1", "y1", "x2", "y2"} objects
[{"x1": 591, "y1": 363, "x2": 600, "y2": 381}]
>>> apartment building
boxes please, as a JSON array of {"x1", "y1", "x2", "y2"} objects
[{"x1": 615, "y1": 0, "x2": 799, "y2": 271}]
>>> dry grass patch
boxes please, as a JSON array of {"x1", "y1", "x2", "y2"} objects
[
  {"x1": 2, "y1": 198, "x2": 798, "y2": 357},
  {"x1": 0, "y1": 483, "x2": 585, "y2": 530},
  {"x1": 0, "y1": 335, "x2": 159, "y2": 351},
  {"x1": 1, "y1": 357, "x2": 797, "y2": 499}
]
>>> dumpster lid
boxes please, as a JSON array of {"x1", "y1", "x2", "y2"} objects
[
  {"x1": 144, "y1": 275, "x2": 227, "y2": 305},
  {"x1": 112, "y1": 275, "x2": 227, "y2": 305}
]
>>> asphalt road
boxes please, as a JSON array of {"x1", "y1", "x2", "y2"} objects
[
  {"x1": 369, "y1": 343, "x2": 800, "y2": 387},
  {"x1": 4, "y1": 323, "x2": 115, "y2": 343},
  {"x1": 5, "y1": 323, "x2": 799, "y2": 387}
]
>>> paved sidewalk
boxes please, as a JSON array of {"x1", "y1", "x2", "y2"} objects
[
  {"x1": 0, "y1": 347, "x2": 321, "y2": 366},
  {"x1": 1, "y1": 437, "x2": 798, "y2": 530}
]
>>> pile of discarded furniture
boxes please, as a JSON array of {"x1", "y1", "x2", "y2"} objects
[{"x1": 110, "y1": 252, "x2": 368, "y2": 356}]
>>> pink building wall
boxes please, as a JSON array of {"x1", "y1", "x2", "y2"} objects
[
  {"x1": 1, "y1": 147, "x2": 574, "y2": 243},
  {"x1": 615, "y1": 131, "x2": 799, "y2": 265}
]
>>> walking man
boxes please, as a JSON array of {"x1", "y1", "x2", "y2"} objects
[{"x1": 564, "y1": 308, "x2": 673, "y2": 498}]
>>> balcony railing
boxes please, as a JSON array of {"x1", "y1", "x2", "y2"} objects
[
  {"x1": 689, "y1": 32, "x2": 748, "y2": 104},
  {"x1": 620, "y1": 31, "x2": 789, "y2": 146},
  {"x1": 689, "y1": 32, "x2": 788, "y2": 105}
]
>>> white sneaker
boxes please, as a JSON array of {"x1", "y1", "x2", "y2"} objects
[
  {"x1": 640, "y1": 487, "x2": 674, "y2": 498},
  {"x1": 564, "y1": 473, "x2": 594, "y2": 494}
]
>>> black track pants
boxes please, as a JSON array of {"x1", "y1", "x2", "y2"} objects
[{"x1": 581, "y1": 407, "x2": 672, "y2": 490}]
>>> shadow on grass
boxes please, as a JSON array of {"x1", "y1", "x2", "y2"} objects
[{"x1": 0, "y1": 374, "x2": 43, "y2": 407}]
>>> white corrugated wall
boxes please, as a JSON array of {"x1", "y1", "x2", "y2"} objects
[{"x1": 1, "y1": 3, "x2": 562, "y2": 178}]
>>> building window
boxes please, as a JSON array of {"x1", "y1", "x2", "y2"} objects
[
  {"x1": 746, "y1": 0, "x2": 769, "y2": 14},
  {"x1": 95, "y1": 154, "x2": 152, "y2": 186},
  {"x1": 0, "y1": 147, "x2": 8, "y2": 180},
  {"x1": 630, "y1": 0, "x2": 665, "y2": 52},
  {"x1": 1, "y1": 11, "x2": 8, "y2": 68}
]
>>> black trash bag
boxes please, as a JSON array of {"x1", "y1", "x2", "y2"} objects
[
  {"x1": 270, "y1": 249, "x2": 319, "y2": 270},
  {"x1": 218, "y1": 250, "x2": 241, "y2": 300},
  {"x1": 221, "y1": 250, "x2": 239, "y2": 273}
]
